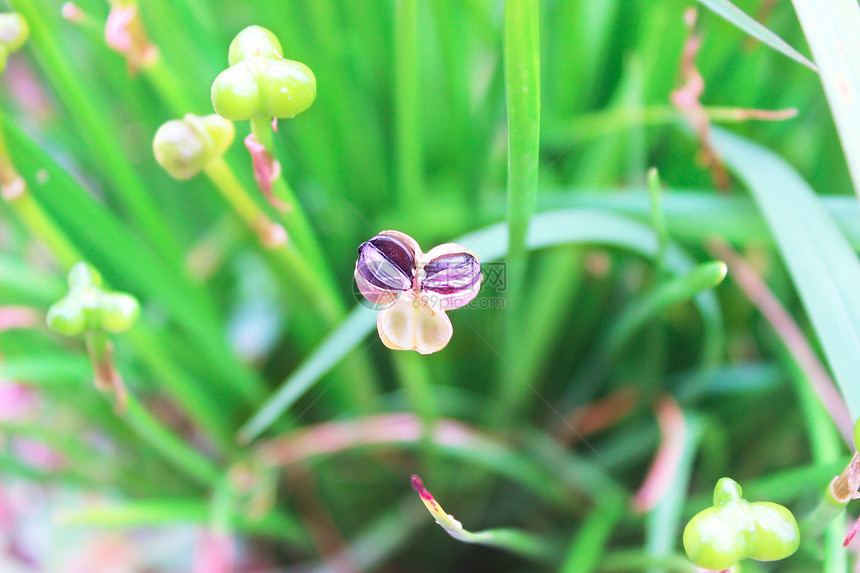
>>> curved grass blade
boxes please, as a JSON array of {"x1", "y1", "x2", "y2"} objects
[
  {"x1": 240, "y1": 209, "x2": 724, "y2": 441},
  {"x1": 539, "y1": 191, "x2": 860, "y2": 250},
  {"x1": 710, "y1": 126, "x2": 860, "y2": 419},
  {"x1": 790, "y1": 0, "x2": 860, "y2": 196},
  {"x1": 603, "y1": 261, "x2": 727, "y2": 363},
  {"x1": 257, "y1": 413, "x2": 616, "y2": 508},
  {"x1": 697, "y1": 0, "x2": 817, "y2": 71}
]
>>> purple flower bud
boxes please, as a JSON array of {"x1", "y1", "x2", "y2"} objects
[
  {"x1": 423, "y1": 252, "x2": 481, "y2": 294},
  {"x1": 357, "y1": 234, "x2": 415, "y2": 291}
]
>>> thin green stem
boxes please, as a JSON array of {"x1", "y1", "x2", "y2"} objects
[
  {"x1": 391, "y1": 352, "x2": 439, "y2": 474},
  {"x1": 561, "y1": 494, "x2": 627, "y2": 573},
  {"x1": 248, "y1": 114, "x2": 335, "y2": 280},
  {"x1": 5, "y1": 188, "x2": 81, "y2": 269},
  {"x1": 647, "y1": 167, "x2": 669, "y2": 277},
  {"x1": 127, "y1": 327, "x2": 235, "y2": 455},
  {"x1": 123, "y1": 394, "x2": 219, "y2": 487},
  {"x1": 394, "y1": 0, "x2": 423, "y2": 208},
  {"x1": 0, "y1": 110, "x2": 81, "y2": 268},
  {"x1": 244, "y1": 114, "x2": 382, "y2": 412},
  {"x1": 203, "y1": 157, "x2": 342, "y2": 325}
]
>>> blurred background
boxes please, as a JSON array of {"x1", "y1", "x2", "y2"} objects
[{"x1": 0, "y1": 0, "x2": 857, "y2": 571}]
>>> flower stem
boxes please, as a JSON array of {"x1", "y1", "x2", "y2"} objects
[
  {"x1": 248, "y1": 114, "x2": 333, "y2": 277},
  {"x1": 0, "y1": 111, "x2": 80, "y2": 268},
  {"x1": 203, "y1": 156, "x2": 343, "y2": 327},
  {"x1": 123, "y1": 394, "x2": 220, "y2": 488}
]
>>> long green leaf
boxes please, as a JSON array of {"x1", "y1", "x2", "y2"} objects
[
  {"x1": 711, "y1": 126, "x2": 860, "y2": 418},
  {"x1": 56, "y1": 499, "x2": 307, "y2": 543},
  {"x1": 503, "y1": 0, "x2": 541, "y2": 297},
  {"x1": 790, "y1": 0, "x2": 860, "y2": 195},
  {"x1": 697, "y1": 0, "x2": 817, "y2": 71}
]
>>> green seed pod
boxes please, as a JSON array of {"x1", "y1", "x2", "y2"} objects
[
  {"x1": 683, "y1": 477, "x2": 799, "y2": 570},
  {"x1": 68, "y1": 261, "x2": 103, "y2": 289},
  {"x1": 47, "y1": 263, "x2": 140, "y2": 336},
  {"x1": 747, "y1": 502, "x2": 801, "y2": 562},
  {"x1": 153, "y1": 113, "x2": 234, "y2": 179},
  {"x1": 0, "y1": 13, "x2": 29, "y2": 54},
  {"x1": 211, "y1": 25, "x2": 316, "y2": 121},
  {"x1": 97, "y1": 293, "x2": 141, "y2": 333},
  {"x1": 46, "y1": 297, "x2": 88, "y2": 337},
  {"x1": 227, "y1": 25, "x2": 282, "y2": 66}
]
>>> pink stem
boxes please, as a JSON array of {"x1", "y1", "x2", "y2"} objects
[{"x1": 710, "y1": 239, "x2": 854, "y2": 446}]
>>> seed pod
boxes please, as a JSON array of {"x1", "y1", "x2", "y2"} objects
[
  {"x1": 228, "y1": 25, "x2": 282, "y2": 65},
  {"x1": 355, "y1": 231, "x2": 419, "y2": 307},
  {"x1": 683, "y1": 477, "x2": 799, "y2": 570},
  {"x1": 211, "y1": 25, "x2": 316, "y2": 121},
  {"x1": 0, "y1": 12, "x2": 28, "y2": 52},
  {"x1": 47, "y1": 263, "x2": 140, "y2": 336},
  {"x1": 153, "y1": 114, "x2": 234, "y2": 180},
  {"x1": 376, "y1": 298, "x2": 453, "y2": 355},
  {"x1": 421, "y1": 243, "x2": 482, "y2": 311},
  {"x1": 0, "y1": 12, "x2": 28, "y2": 74}
]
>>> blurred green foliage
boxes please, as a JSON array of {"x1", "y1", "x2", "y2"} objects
[{"x1": 0, "y1": 0, "x2": 858, "y2": 571}]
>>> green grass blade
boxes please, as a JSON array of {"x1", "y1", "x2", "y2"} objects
[
  {"x1": 55, "y1": 499, "x2": 307, "y2": 542},
  {"x1": 238, "y1": 305, "x2": 379, "y2": 442},
  {"x1": 123, "y1": 395, "x2": 220, "y2": 488},
  {"x1": 711, "y1": 126, "x2": 860, "y2": 419},
  {"x1": 790, "y1": 0, "x2": 860, "y2": 195},
  {"x1": 604, "y1": 261, "x2": 727, "y2": 363},
  {"x1": 394, "y1": 0, "x2": 423, "y2": 207},
  {"x1": 560, "y1": 495, "x2": 627, "y2": 573},
  {"x1": 538, "y1": 190, "x2": 860, "y2": 250},
  {"x1": 697, "y1": 0, "x2": 817, "y2": 71},
  {"x1": 503, "y1": 0, "x2": 541, "y2": 300}
]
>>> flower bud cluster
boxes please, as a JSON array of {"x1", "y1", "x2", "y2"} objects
[
  {"x1": 47, "y1": 263, "x2": 140, "y2": 336},
  {"x1": 683, "y1": 477, "x2": 799, "y2": 570},
  {"x1": 211, "y1": 25, "x2": 316, "y2": 122}
]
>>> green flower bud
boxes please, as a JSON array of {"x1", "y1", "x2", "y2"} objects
[
  {"x1": 0, "y1": 13, "x2": 29, "y2": 74},
  {"x1": 153, "y1": 113, "x2": 234, "y2": 179},
  {"x1": 227, "y1": 25, "x2": 282, "y2": 66},
  {"x1": 68, "y1": 261, "x2": 103, "y2": 289},
  {"x1": 96, "y1": 292, "x2": 140, "y2": 332},
  {"x1": 47, "y1": 263, "x2": 140, "y2": 336},
  {"x1": 683, "y1": 477, "x2": 799, "y2": 570},
  {"x1": 0, "y1": 13, "x2": 28, "y2": 53},
  {"x1": 211, "y1": 25, "x2": 316, "y2": 121}
]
